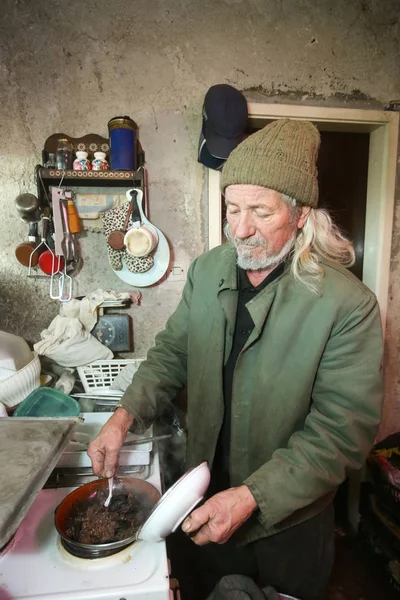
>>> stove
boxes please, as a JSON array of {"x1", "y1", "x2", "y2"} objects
[{"x1": 0, "y1": 413, "x2": 175, "y2": 600}]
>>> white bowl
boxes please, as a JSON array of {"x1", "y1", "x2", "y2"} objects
[
  {"x1": 0, "y1": 352, "x2": 41, "y2": 409},
  {"x1": 138, "y1": 461, "x2": 211, "y2": 542},
  {"x1": 0, "y1": 331, "x2": 34, "y2": 381}
]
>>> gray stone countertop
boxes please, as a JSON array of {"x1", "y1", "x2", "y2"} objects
[{"x1": 0, "y1": 416, "x2": 82, "y2": 549}]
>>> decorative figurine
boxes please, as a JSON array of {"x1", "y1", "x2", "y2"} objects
[
  {"x1": 73, "y1": 151, "x2": 91, "y2": 171},
  {"x1": 92, "y1": 152, "x2": 109, "y2": 171}
]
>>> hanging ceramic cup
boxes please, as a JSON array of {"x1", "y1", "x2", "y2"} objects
[{"x1": 124, "y1": 225, "x2": 158, "y2": 258}]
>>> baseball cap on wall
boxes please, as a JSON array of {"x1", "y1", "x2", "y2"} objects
[
  {"x1": 198, "y1": 122, "x2": 226, "y2": 170},
  {"x1": 201, "y1": 84, "x2": 248, "y2": 161}
]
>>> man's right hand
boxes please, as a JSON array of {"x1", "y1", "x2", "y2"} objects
[{"x1": 87, "y1": 407, "x2": 134, "y2": 478}]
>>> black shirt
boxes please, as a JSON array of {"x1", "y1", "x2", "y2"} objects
[{"x1": 211, "y1": 262, "x2": 286, "y2": 492}]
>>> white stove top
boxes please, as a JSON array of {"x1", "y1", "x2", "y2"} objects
[{"x1": 0, "y1": 417, "x2": 171, "y2": 600}]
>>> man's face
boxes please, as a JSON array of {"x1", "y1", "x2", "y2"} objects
[{"x1": 224, "y1": 184, "x2": 308, "y2": 271}]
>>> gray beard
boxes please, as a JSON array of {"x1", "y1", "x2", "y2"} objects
[{"x1": 223, "y1": 222, "x2": 296, "y2": 271}]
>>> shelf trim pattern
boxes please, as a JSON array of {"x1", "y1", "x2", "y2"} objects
[{"x1": 42, "y1": 168, "x2": 137, "y2": 180}]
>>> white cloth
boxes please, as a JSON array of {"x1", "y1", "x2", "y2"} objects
[
  {"x1": 59, "y1": 289, "x2": 141, "y2": 332},
  {"x1": 34, "y1": 316, "x2": 113, "y2": 367},
  {"x1": 54, "y1": 370, "x2": 76, "y2": 395}
]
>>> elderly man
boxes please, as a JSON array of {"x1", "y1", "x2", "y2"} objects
[{"x1": 88, "y1": 119, "x2": 383, "y2": 600}]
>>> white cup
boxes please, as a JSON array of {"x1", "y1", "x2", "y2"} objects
[{"x1": 124, "y1": 225, "x2": 159, "y2": 258}]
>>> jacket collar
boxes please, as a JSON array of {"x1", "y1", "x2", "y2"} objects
[
  {"x1": 216, "y1": 245, "x2": 238, "y2": 292},
  {"x1": 216, "y1": 244, "x2": 290, "y2": 342}
]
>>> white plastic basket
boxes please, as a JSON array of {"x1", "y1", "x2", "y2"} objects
[{"x1": 77, "y1": 359, "x2": 144, "y2": 394}]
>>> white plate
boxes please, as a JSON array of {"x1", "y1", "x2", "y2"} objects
[
  {"x1": 138, "y1": 461, "x2": 211, "y2": 542},
  {"x1": 112, "y1": 189, "x2": 170, "y2": 288}
]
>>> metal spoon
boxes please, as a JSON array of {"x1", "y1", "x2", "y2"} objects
[
  {"x1": 72, "y1": 433, "x2": 172, "y2": 450},
  {"x1": 104, "y1": 476, "x2": 113, "y2": 508},
  {"x1": 122, "y1": 433, "x2": 171, "y2": 447}
]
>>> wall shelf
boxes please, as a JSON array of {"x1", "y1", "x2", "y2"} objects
[{"x1": 38, "y1": 167, "x2": 143, "y2": 188}]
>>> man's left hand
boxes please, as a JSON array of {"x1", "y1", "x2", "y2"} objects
[{"x1": 181, "y1": 485, "x2": 257, "y2": 545}]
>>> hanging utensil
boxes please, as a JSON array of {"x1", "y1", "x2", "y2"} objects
[
  {"x1": 15, "y1": 193, "x2": 42, "y2": 224},
  {"x1": 15, "y1": 222, "x2": 40, "y2": 267},
  {"x1": 124, "y1": 188, "x2": 159, "y2": 258},
  {"x1": 107, "y1": 191, "x2": 136, "y2": 250},
  {"x1": 57, "y1": 264, "x2": 73, "y2": 303},
  {"x1": 49, "y1": 260, "x2": 72, "y2": 302},
  {"x1": 60, "y1": 198, "x2": 77, "y2": 264},
  {"x1": 50, "y1": 262, "x2": 66, "y2": 301},
  {"x1": 38, "y1": 252, "x2": 65, "y2": 275},
  {"x1": 28, "y1": 210, "x2": 54, "y2": 276},
  {"x1": 65, "y1": 190, "x2": 82, "y2": 234},
  {"x1": 50, "y1": 199, "x2": 74, "y2": 302}
]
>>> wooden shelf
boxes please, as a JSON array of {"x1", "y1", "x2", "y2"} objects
[{"x1": 39, "y1": 167, "x2": 142, "y2": 188}]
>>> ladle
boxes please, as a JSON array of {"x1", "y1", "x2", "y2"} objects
[{"x1": 15, "y1": 193, "x2": 42, "y2": 224}]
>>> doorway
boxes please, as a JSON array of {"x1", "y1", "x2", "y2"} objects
[{"x1": 318, "y1": 129, "x2": 369, "y2": 280}]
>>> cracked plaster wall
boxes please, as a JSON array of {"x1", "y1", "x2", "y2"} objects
[{"x1": 0, "y1": 0, "x2": 399, "y2": 436}]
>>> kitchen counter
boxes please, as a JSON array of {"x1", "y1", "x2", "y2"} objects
[{"x1": 0, "y1": 416, "x2": 82, "y2": 548}]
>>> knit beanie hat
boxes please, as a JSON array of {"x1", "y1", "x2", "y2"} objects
[{"x1": 220, "y1": 118, "x2": 321, "y2": 207}]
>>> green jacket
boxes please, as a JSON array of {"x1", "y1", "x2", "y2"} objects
[{"x1": 119, "y1": 244, "x2": 383, "y2": 545}]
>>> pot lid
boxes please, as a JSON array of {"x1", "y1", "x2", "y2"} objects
[{"x1": 137, "y1": 461, "x2": 210, "y2": 542}]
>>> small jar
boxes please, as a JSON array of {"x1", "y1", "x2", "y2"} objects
[
  {"x1": 92, "y1": 151, "x2": 109, "y2": 171},
  {"x1": 56, "y1": 138, "x2": 73, "y2": 170},
  {"x1": 73, "y1": 151, "x2": 91, "y2": 171},
  {"x1": 45, "y1": 152, "x2": 56, "y2": 168}
]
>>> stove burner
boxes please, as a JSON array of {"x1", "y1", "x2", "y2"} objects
[{"x1": 60, "y1": 536, "x2": 133, "y2": 559}]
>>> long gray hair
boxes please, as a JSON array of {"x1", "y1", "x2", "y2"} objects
[{"x1": 284, "y1": 194, "x2": 355, "y2": 294}]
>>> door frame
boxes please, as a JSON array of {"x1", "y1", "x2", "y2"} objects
[{"x1": 208, "y1": 103, "x2": 399, "y2": 332}]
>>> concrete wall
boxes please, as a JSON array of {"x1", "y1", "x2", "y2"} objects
[{"x1": 0, "y1": 0, "x2": 399, "y2": 435}]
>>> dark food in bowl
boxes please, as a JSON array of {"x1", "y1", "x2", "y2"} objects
[{"x1": 65, "y1": 489, "x2": 152, "y2": 545}]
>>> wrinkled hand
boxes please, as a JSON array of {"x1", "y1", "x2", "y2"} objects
[
  {"x1": 87, "y1": 408, "x2": 134, "y2": 478},
  {"x1": 181, "y1": 485, "x2": 257, "y2": 545}
]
